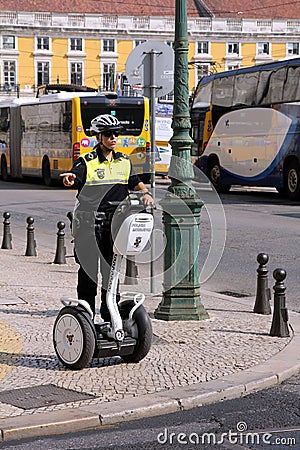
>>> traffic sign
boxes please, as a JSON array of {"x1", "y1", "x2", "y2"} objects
[{"x1": 125, "y1": 41, "x2": 174, "y2": 98}]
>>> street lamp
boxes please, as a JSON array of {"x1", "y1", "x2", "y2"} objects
[{"x1": 154, "y1": 0, "x2": 209, "y2": 320}]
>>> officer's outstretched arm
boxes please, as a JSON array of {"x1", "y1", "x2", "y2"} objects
[{"x1": 60, "y1": 172, "x2": 76, "y2": 187}]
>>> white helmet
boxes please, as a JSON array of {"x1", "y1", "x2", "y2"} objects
[{"x1": 89, "y1": 114, "x2": 122, "y2": 134}]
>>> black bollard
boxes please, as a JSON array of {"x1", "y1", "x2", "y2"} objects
[
  {"x1": 253, "y1": 253, "x2": 271, "y2": 314},
  {"x1": 124, "y1": 256, "x2": 138, "y2": 285},
  {"x1": 25, "y1": 217, "x2": 37, "y2": 256},
  {"x1": 53, "y1": 221, "x2": 66, "y2": 264},
  {"x1": 1, "y1": 211, "x2": 12, "y2": 249},
  {"x1": 270, "y1": 268, "x2": 290, "y2": 337}
]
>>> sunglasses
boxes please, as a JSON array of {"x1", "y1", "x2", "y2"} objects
[{"x1": 102, "y1": 130, "x2": 120, "y2": 138}]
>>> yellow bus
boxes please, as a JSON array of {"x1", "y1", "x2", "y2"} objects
[{"x1": 0, "y1": 87, "x2": 151, "y2": 185}]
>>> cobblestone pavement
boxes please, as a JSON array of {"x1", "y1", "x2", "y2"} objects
[{"x1": 0, "y1": 245, "x2": 299, "y2": 440}]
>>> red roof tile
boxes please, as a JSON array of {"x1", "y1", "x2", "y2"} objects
[
  {"x1": 201, "y1": 0, "x2": 300, "y2": 19},
  {"x1": 0, "y1": 0, "x2": 298, "y2": 20},
  {"x1": 0, "y1": 0, "x2": 199, "y2": 17}
]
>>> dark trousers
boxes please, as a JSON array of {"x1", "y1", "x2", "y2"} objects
[{"x1": 74, "y1": 222, "x2": 119, "y2": 320}]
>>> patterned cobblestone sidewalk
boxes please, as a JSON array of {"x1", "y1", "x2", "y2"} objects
[{"x1": 0, "y1": 247, "x2": 293, "y2": 423}]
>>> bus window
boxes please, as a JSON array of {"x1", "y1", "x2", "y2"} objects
[
  {"x1": 233, "y1": 73, "x2": 259, "y2": 106},
  {"x1": 62, "y1": 101, "x2": 72, "y2": 132},
  {"x1": 212, "y1": 76, "x2": 235, "y2": 107},
  {"x1": 0, "y1": 108, "x2": 9, "y2": 132}
]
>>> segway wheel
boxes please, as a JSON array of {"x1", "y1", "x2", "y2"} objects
[
  {"x1": 53, "y1": 306, "x2": 95, "y2": 370},
  {"x1": 121, "y1": 303, "x2": 153, "y2": 363}
]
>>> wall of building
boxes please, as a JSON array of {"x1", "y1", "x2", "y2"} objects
[{"x1": 1, "y1": 12, "x2": 300, "y2": 99}]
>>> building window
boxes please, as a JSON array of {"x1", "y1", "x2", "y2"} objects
[
  {"x1": 159, "y1": 91, "x2": 174, "y2": 102},
  {"x1": 102, "y1": 63, "x2": 115, "y2": 90},
  {"x1": 70, "y1": 38, "x2": 82, "y2": 52},
  {"x1": 37, "y1": 37, "x2": 50, "y2": 50},
  {"x1": 227, "y1": 64, "x2": 240, "y2": 71},
  {"x1": 134, "y1": 40, "x2": 146, "y2": 47},
  {"x1": 3, "y1": 60, "x2": 16, "y2": 86},
  {"x1": 70, "y1": 62, "x2": 83, "y2": 85},
  {"x1": 2, "y1": 36, "x2": 15, "y2": 50},
  {"x1": 287, "y1": 42, "x2": 299, "y2": 55},
  {"x1": 103, "y1": 39, "x2": 115, "y2": 52},
  {"x1": 197, "y1": 41, "x2": 209, "y2": 54},
  {"x1": 37, "y1": 61, "x2": 49, "y2": 86},
  {"x1": 197, "y1": 64, "x2": 210, "y2": 82},
  {"x1": 257, "y1": 42, "x2": 270, "y2": 55},
  {"x1": 227, "y1": 43, "x2": 239, "y2": 55}
]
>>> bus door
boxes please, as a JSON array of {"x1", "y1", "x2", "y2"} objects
[
  {"x1": 9, "y1": 106, "x2": 22, "y2": 178},
  {"x1": 191, "y1": 107, "x2": 211, "y2": 165}
]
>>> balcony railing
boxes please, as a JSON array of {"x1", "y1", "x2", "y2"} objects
[{"x1": 0, "y1": 11, "x2": 300, "y2": 35}]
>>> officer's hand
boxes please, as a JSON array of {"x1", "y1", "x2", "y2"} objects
[
  {"x1": 142, "y1": 193, "x2": 154, "y2": 207},
  {"x1": 60, "y1": 172, "x2": 76, "y2": 187}
]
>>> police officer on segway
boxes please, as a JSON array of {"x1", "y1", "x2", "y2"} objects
[{"x1": 61, "y1": 114, "x2": 153, "y2": 321}]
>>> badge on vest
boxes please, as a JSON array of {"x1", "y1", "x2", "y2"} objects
[{"x1": 95, "y1": 168, "x2": 105, "y2": 179}]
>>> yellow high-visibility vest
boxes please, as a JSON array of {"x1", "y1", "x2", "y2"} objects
[{"x1": 83, "y1": 151, "x2": 131, "y2": 186}]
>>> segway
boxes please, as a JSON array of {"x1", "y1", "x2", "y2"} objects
[{"x1": 53, "y1": 195, "x2": 154, "y2": 370}]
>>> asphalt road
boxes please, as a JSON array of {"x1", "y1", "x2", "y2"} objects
[
  {"x1": 0, "y1": 372, "x2": 299, "y2": 449},
  {"x1": 1, "y1": 179, "x2": 299, "y2": 312}
]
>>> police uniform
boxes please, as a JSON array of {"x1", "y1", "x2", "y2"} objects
[{"x1": 70, "y1": 145, "x2": 141, "y2": 319}]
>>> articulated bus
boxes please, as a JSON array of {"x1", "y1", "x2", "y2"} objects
[
  {"x1": 190, "y1": 58, "x2": 300, "y2": 200},
  {"x1": 0, "y1": 86, "x2": 150, "y2": 185}
]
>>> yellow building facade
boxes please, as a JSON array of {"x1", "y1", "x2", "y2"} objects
[{"x1": 0, "y1": 12, "x2": 299, "y2": 99}]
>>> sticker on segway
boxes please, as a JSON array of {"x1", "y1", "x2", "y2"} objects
[{"x1": 133, "y1": 237, "x2": 142, "y2": 248}]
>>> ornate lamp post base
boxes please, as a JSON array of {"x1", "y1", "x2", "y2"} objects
[{"x1": 154, "y1": 194, "x2": 209, "y2": 321}]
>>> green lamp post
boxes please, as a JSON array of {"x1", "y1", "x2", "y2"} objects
[{"x1": 154, "y1": 0, "x2": 209, "y2": 321}]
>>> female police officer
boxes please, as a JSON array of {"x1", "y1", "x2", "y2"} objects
[{"x1": 61, "y1": 114, "x2": 153, "y2": 321}]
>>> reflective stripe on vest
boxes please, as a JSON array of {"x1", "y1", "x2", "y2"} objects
[{"x1": 84, "y1": 152, "x2": 131, "y2": 186}]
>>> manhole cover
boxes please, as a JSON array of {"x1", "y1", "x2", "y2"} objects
[
  {"x1": 0, "y1": 384, "x2": 95, "y2": 409},
  {"x1": 218, "y1": 291, "x2": 249, "y2": 298}
]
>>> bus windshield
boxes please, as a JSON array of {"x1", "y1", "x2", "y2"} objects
[{"x1": 80, "y1": 96, "x2": 144, "y2": 136}]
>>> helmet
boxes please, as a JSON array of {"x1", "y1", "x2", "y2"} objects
[{"x1": 89, "y1": 114, "x2": 122, "y2": 134}]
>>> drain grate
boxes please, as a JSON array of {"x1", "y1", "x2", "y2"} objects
[
  {"x1": 0, "y1": 384, "x2": 95, "y2": 409},
  {"x1": 218, "y1": 290, "x2": 250, "y2": 298}
]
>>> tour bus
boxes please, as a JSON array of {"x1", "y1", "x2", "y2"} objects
[
  {"x1": 190, "y1": 58, "x2": 300, "y2": 200},
  {"x1": 0, "y1": 86, "x2": 150, "y2": 185}
]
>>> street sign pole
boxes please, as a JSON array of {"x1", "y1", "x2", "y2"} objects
[
  {"x1": 125, "y1": 41, "x2": 174, "y2": 293},
  {"x1": 148, "y1": 50, "x2": 160, "y2": 293}
]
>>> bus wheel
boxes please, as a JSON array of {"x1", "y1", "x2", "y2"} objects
[
  {"x1": 1, "y1": 155, "x2": 8, "y2": 181},
  {"x1": 285, "y1": 161, "x2": 300, "y2": 200},
  {"x1": 42, "y1": 157, "x2": 52, "y2": 186},
  {"x1": 208, "y1": 160, "x2": 231, "y2": 193}
]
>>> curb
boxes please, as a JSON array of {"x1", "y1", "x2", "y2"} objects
[{"x1": 1, "y1": 310, "x2": 300, "y2": 442}]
